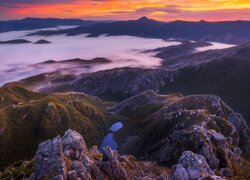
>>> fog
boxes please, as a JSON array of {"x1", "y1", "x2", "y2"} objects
[
  {"x1": 0, "y1": 26, "x2": 236, "y2": 86},
  {"x1": 0, "y1": 26, "x2": 181, "y2": 85},
  {"x1": 195, "y1": 42, "x2": 236, "y2": 52}
]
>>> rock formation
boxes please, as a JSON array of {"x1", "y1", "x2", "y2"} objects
[
  {"x1": 34, "y1": 129, "x2": 170, "y2": 180},
  {"x1": 116, "y1": 93, "x2": 250, "y2": 179}
]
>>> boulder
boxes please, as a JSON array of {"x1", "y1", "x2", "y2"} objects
[{"x1": 34, "y1": 129, "x2": 170, "y2": 179}]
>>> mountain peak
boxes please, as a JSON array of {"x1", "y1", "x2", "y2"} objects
[
  {"x1": 138, "y1": 16, "x2": 150, "y2": 20},
  {"x1": 136, "y1": 16, "x2": 153, "y2": 22}
]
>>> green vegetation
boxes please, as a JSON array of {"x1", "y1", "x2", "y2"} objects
[
  {"x1": 0, "y1": 85, "x2": 115, "y2": 169},
  {"x1": 0, "y1": 160, "x2": 34, "y2": 179}
]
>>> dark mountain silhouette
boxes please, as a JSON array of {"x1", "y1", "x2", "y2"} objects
[
  {"x1": 0, "y1": 17, "x2": 111, "y2": 33},
  {"x1": 31, "y1": 17, "x2": 250, "y2": 44},
  {"x1": 0, "y1": 39, "x2": 31, "y2": 44}
]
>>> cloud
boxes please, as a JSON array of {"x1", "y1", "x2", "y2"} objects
[
  {"x1": 0, "y1": 0, "x2": 76, "y2": 6},
  {"x1": 0, "y1": 0, "x2": 249, "y2": 21}
]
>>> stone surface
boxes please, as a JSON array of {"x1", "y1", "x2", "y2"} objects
[
  {"x1": 118, "y1": 93, "x2": 250, "y2": 179},
  {"x1": 34, "y1": 129, "x2": 170, "y2": 179}
]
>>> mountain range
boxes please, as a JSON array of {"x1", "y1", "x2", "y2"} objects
[
  {"x1": 0, "y1": 17, "x2": 110, "y2": 33},
  {"x1": 31, "y1": 16, "x2": 250, "y2": 44},
  {"x1": 1, "y1": 16, "x2": 250, "y2": 179}
]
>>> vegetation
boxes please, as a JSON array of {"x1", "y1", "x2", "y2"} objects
[{"x1": 0, "y1": 85, "x2": 115, "y2": 169}]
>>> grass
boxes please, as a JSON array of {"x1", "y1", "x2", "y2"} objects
[{"x1": 0, "y1": 84, "x2": 115, "y2": 170}]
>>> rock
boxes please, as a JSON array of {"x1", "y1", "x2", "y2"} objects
[
  {"x1": 178, "y1": 151, "x2": 214, "y2": 178},
  {"x1": 101, "y1": 147, "x2": 128, "y2": 179},
  {"x1": 170, "y1": 151, "x2": 219, "y2": 180},
  {"x1": 170, "y1": 164, "x2": 189, "y2": 180},
  {"x1": 117, "y1": 92, "x2": 250, "y2": 178},
  {"x1": 70, "y1": 161, "x2": 91, "y2": 179},
  {"x1": 61, "y1": 129, "x2": 88, "y2": 160},
  {"x1": 35, "y1": 136, "x2": 67, "y2": 179},
  {"x1": 228, "y1": 113, "x2": 250, "y2": 156},
  {"x1": 220, "y1": 168, "x2": 234, "y2": 178},
  {"x1": 34, "y1": 129, "x2": 170, "y2": 179}
]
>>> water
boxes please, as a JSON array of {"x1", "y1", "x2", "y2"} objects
[{"x1": 99, "y1": 122, "x2": 123, "y2": 150}]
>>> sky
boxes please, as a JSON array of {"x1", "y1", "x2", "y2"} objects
[{"x1": 0, "y1": 0, "x2": 250, "y2": 21}]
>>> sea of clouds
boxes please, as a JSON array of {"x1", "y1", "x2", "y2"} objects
[{"x1": 0, "y1": 26, "x2": 235, "y2": 86}]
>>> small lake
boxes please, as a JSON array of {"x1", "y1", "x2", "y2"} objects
[{"x1": 99, "y1": 122, "x2": 123, "y2": 151}]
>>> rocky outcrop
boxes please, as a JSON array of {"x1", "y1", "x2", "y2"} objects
[
  {"x1": 170, "y1": 151, "x2": 220, "y2": 180},
  {"x1": 118, "y1": 93, "x2": 250, "y2": 179},
  {"x1": 72, "y1": 68, "x2": 178, "y2": 101},
  {"x1": 34, "y1": 129, "x2": 170, "y2": 179}
]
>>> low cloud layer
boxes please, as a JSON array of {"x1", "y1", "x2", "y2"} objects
[{"x1": 0, "y1": 26, "x2": 180, "y2": 85}]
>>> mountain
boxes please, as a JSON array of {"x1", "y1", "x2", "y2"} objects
[
  {"x1": 0, "y1": 85, "x2": 114, "y2": 169},
  {"x1": 0, "y1": 17, "x2": 109, "y2": 33},
  {"x1": 31, "y1": 17, "x2": 250, "y2": 44},
  {"x1": 1, "y1": 92, "x2": 250, "y2": 179},
  {"x1": 10, "y1": 41, "x2": 250, "y2": 125},
  {"x1": 0, "y1": 39, "x2": 31, "y2": 44},
  {"x1": 115, "y1": 92, "x2": 250, "y2": 179},
  {"x1": 34, "y1": 39, "x2": 51, "y2": 44}
]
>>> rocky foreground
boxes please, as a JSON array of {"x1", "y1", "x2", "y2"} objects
[
  {"x1": 4, "y1": 129, "x2": 227, "y2": 179},
  {"x1": 114, "y1": 91, "x2": 250, "y2": 179}
]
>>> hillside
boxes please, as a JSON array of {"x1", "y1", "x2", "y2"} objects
[
  {"x1": 1, "y1": 92, "x2": 250, "y2": 179},
  {"x1": 0, "y1": 85, "x2": 115, "y2": 169}
]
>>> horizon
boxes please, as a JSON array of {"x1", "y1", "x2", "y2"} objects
[
  {"x1": 0, "y1": 0, "x2": 249, "y2": 21},
  {"x1": 1, "y1": 16, "x2": 250, "y2": 23}
]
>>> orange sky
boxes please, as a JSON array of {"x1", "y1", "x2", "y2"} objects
[{"x1": 0, "y1": 0, "x2": 250, "y2": 21}]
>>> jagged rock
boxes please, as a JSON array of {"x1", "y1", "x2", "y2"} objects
[
  {"x1": 35, "y1": 136, "x2": 67, "y2": 179},
  {"x1": 34, "y1": 129, "x2": 170, "y2": 179},
  {"x1": 101, "y1": 147, "x2": 128, "y2": 179},
  {"x1": 170, "y1": 151, "x2": 226, "y2": 180},
  {"x1": 118, "y1": 92, "x2": 250, "y2": 178},
  {"x1": 169, "y1": 164, "x2": 189, "y2": 180},
  {"x1": 178, "y1": 151, "x2": 214, "y2": 178},
  {"x1": 228, "y1": 112, "x2": 250, "y2": 156},
  {"x1": 62, "y1": 129, "x2": 88, "y2": 160}
]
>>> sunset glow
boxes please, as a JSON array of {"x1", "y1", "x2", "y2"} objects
[{"x1": 0, "y1": 0, "x2": 249, "y2": 21}]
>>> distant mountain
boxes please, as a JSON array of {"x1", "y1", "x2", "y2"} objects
[
  {"x1": 0, "y1": 39, "x2": 31, "y2": 44},
  {"x1": 0, "y1": 17, "x2": 111, "y2": 33},
  {"x1": 32, "y1": 17, "x2": 250, "y2": 44},
  {"x1": 34, "y1": 39, "x2": 51, "y2": 44}
]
